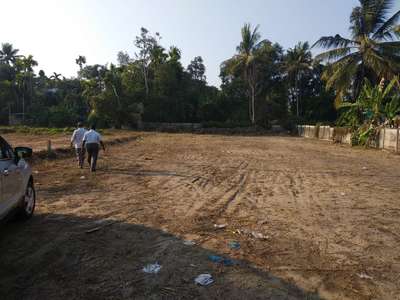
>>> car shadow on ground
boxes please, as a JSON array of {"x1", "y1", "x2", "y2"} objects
[{"x1": 0, "y1": 214, "x2": 323, "y2": 300}]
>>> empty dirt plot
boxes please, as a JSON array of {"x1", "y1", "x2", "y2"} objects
[{"x1": 1, "y1": 133, "x2": 400, "y2": 299}]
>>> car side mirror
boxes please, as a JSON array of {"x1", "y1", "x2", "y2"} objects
[{"x1": 14, "y1": 147, "x2": 33, "y2": 160}]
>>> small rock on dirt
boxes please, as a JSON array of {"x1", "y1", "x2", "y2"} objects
[
  {"x1": 214, "y1": 224, "x2": 227, "y2": 229},
  {"x1": 183, "y1": 240, "x2": 196, "y2": 246},
  {"x1": 358, "y1": 273, "x2": 373, "y2": 280},
  {"x1": 251, "y1": 232, "x2": 270, "y2": 240}
]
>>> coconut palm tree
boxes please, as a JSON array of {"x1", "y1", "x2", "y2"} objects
[
  {"x1": 75, "y1": 55, "x2": 86, "y2": 71},
  {"x1": 168, "y1": 46, "x2": 181, "y2": 62},
  {"x1": 22, "y1": 55, "x2": 38, "y2": 97},
  {"x1": 50, "y1": 72, "x2": 62, "y2": 81},
  {"x1": 224, "y1": 23, "x2": 266, "y2": 124},
  {"x1": 22, "y1": 55, "x2": 38, "y2": 72},
  {"x1": 17, "y1": 55, "x2": 38, "y2": 122},
  {"x1": 0, "y1": 43, "x2": 20, "y2": 65},
  {"x1": 284, "y1": 42, "x2": 312, "y2": 117},
  {"x1": 313, "y1": 0, "x2": 400, "y2": 105}
]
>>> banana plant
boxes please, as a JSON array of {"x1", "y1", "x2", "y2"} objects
[
  {"x1": 383, "y1": 94, "x2": 400, "y2": 127},
  {"x1": 338, "y1": 77, "x2": 400, "y2": 145}
]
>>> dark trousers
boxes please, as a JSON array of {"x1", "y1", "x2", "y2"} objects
[
  {"x1": 75, "y1": 148, "x2": 85, "y2": 168},
  {"x1": 86, "y1": 143, "x2": 99, "y2": 172}
]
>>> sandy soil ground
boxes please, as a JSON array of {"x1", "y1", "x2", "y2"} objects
[{"x1": 1, "y1": 133, "x2": 399, "y2": 300}]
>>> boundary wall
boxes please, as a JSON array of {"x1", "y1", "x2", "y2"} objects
[{"x1": 297, "y1": 125, "x2": 400, "y2": 153}]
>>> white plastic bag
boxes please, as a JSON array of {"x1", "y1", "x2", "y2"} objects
[
  {"x1": 195, "y1": 274, "x2": 214, "y2": 286},
  {"x1": 143, "y1": 263, "x2": 162, "y2": 274}
]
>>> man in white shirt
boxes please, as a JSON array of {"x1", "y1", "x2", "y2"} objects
[
  {"x1": 70, "y1": 122, "x2": 87, "y2": 168},
  {"x1": 82, "y1": 125, "x2": 106, "y2": 172}
]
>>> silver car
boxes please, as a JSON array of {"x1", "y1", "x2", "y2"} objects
[{"x1": 0, "y1": 136, "x2": 35, "y2": 221}]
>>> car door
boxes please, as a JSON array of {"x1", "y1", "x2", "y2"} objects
[
  {"x1": 0, "y1": 138, "x2": 22, "y2": 218},
  {"x1": 0, "y1": 158, "x2": 5, "y2": 218}
]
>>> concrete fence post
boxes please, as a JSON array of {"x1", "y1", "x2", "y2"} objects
[
  {"x1": 383, "y1": 128, "x2": 386, "y2": 150},
  {"x1": 47, "y1": 140, "x2": 52, "y2": 153}
]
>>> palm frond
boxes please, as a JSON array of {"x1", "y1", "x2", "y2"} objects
[
  {"x1": 395, "y1": 25, "x2": 400, "y2": 37},
  {"x1": 364, "y1": 48, "x2": 399, "y2": 77},
  {"x1": 377, "y1": 41, "x2": 400, "y2": 53},
  {"x1": 251, "y1": 25, "x2": 261, "y2": 45},
  {"x1": 314, "y1": 47, "x2": 355, "y2": 62},
  {"x1": 362, "y1": 0, "x2": 394, "y2": 33},
  {"x1": 222, "y1": 55, "x2": 246, "y2": 76},
  {"x1": 312, "y1": 35, "x2": 357, "y2": 49},
  {"x1": 373, "y1": 8, "x2": 400, "y2": 40},
  {"x1": 326, "y1": 58, "x2": 358, "y2": 90},
  {"x1": 323, "y1": 56, "x2": 361, "y2": 106},
  {"x1": 350, "y1": 6, "x2": 365, "y2": 37},
  {"x1": 237, "y1": 23, "x2": 261, "y2": 55}
]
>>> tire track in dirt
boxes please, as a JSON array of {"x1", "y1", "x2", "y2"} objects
[
  {"x1": 218, "y1": 170, "x2": 251, "y2": 215},
  {"x1": 183, "y1": 159, "x2": 251, "y2": 222}
]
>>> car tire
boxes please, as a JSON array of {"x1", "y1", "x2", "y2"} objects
[{"x1": 18, "y1": 180, "x2": 36, "y2": 220}]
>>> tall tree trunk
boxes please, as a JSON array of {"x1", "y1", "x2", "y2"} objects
[
  {"x1": 21, "y1": 76, "x2": 26, "y2": 124},
  {"x1": 295, "y1": 74, "x2": 299, "y2": 118},
  {"x1": 247, "y1": 66, "x2": 257, "y2": 125},
  {"x1": 143, "y1": 66, "x2": 149, "y2": 98},
  {"x1": 22, "y1": 93, "x2": 25, "y2": 124},
  {"x1": 8, "y1": 104, "x2": 11, "y2": 125},
  {"x1": 251, "y1": 85, "x2": 255, "y2": 125},
  {"x1": 248, "y1": 91, "x2": 252, "y2": 123},
  {"x1": 144, "y1": 74, "x2": 149, "y2": 98}
]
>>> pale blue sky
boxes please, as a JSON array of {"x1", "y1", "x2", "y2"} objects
[{"x1": 1, "y1": 0, "x2": 399, "y2": 86}]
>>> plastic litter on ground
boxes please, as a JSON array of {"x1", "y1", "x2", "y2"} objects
[
  {"x1": 142, "y1": 263, "x2": 162, "y2": 274},
  {"x1": 195, "y1": 274, "x2": 214, "y2": 286}
]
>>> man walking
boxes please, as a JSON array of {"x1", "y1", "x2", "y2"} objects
[
  {"x1": 82, "y1": 125, "x2": 106, "y2": 172},
  {"x1": 70, "y1": 122, "x2": 87, "y2": 168}
]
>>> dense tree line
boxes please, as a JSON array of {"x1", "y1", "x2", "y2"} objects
[
  {"x1": 0, "y1": 25, "x2": 336, "y2": 127},
  {"x1": 0, "y1": 28, "x2": 220, "y2": 128},
  {"x1": 0, "y1": 30, "x2": 335, "y2": 129},
  {"x1": 0, "y1": 0, "x2": 398, "y2": 129}
]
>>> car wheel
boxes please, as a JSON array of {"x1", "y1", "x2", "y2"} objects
[{"x1": 19, "y1": 181, "x2": 36, "y2": 220}]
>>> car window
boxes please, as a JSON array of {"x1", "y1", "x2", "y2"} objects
[
  {"x1": 0, "y1": 144, "x2": 6, "y2": 159},
  {"x1": 0, "y1": 139, "x2": 13, "y2": 160}
]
